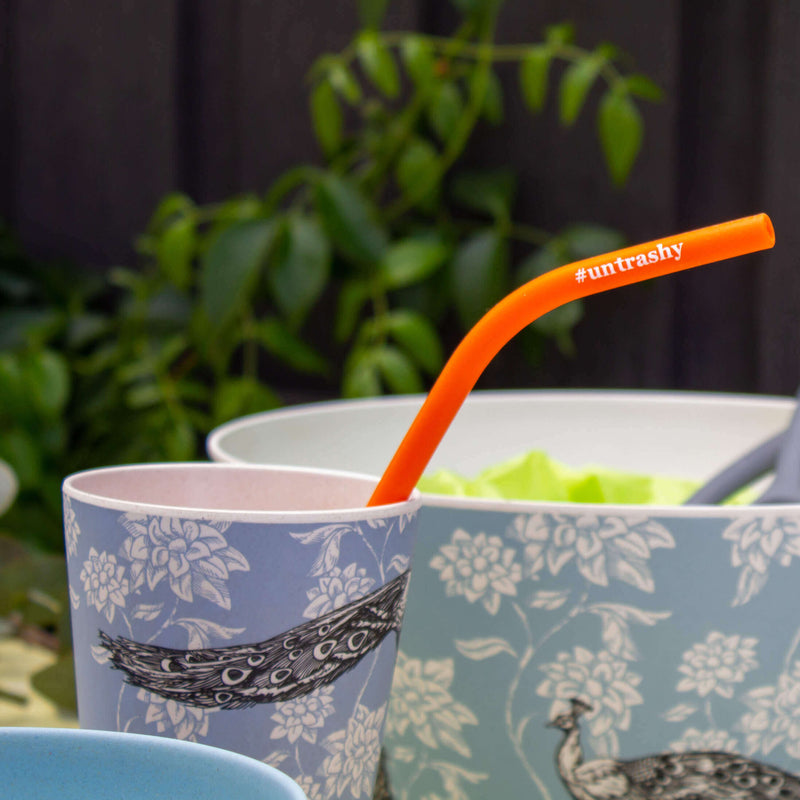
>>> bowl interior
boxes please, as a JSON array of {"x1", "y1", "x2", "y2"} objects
[
  {"x1": 64, "y1": 463, "x2": 379, "y2": 514},
  {"x1": 207, "y1": 390, "x2": 794, "y2": 494}
]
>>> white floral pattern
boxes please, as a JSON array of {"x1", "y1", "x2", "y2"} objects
[
  {"x1": 722, "y1": 515, "x2": 800, "y2": 605},
  {"x1": 509, "y1": 513, "x2": 674, "y2": 592},
  {"x1": 80, "y1": 547, "x2": 129, "y2": 623},
  {"x1": 270, "y1": 685, "x2": 335, "y2": 744},
  {"x1": 379, "y1": 505, "x2": 800, "y2": 800},
  {"x1": 537, "y1": 646, "x2": 643, "y2": 753},
  {"x1": 138, "y1": 688, "x2": 212, "y2": 741},
  {"x1": 430, "y1": 529, "x2": 522, "y2": 614},
  {"x1": 293, "y1": 776, "x2": 324, "y2": 800},
  {"x1": 676, "y1": 632, "x2": 758, "y2": 698},
  {"x1": 303, "y1": 563, "x2": 374, "y2": 618},
  {"x1": 63, "y1": 496, "x2": 80, "y2": 557},
  {"x1": 387, "y1": 654, "x2": 478, "y2": 757},
  {"x1": 322, "y1": 703, "x2": 387, "y2": 799},
  {"x1": 119, "y1": 514, "x2": 249, "y2": 609},
  {"x1": 669, "y1": 727, "x2": 739, "y2": 753},
  {"x1": 740, "y1": 661, "x2": 800, "y2": 759}
]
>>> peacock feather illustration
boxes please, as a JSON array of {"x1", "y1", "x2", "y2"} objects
[
  {"x1": 99, "y1": 569, "x2": 410, "y2": 710},
  {"x1": 549, "y1": 698, "x2": 800, "y2": 800}
]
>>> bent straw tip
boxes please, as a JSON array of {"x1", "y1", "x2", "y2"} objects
[
  {"x1": 743, "y1": 212, "x2": 775, "y2": 247},
  {"x1": 758, "y1": 212, "x2": 776, "y2": 246}
]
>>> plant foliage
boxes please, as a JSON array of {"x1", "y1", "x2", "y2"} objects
[{"x1": 0, "y1": 0, "x2": 661, "y2": 715}]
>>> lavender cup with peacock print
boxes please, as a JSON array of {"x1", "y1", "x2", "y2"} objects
[
  {"x1": 62, "y1": 462, "x2": 420, "y2": 800},
  {"x1": 208, "y1": 390, "x2": 800, "y2": 800}
]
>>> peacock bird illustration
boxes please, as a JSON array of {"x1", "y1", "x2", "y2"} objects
[
  {"x1": 549, "y1": 698, "x2": 800, "y2": 800},
  {"x1": 99, "y1": 569, "x2": 410, "y2": 711}
]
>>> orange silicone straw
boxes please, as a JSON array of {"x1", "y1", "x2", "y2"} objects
[{"x1": 368, "y1": 213, "x2": 775, "y2": 506}]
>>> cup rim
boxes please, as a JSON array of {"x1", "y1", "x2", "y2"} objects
[{"x1": 62, "y1": 462, "x2": 421, "y2": 521}]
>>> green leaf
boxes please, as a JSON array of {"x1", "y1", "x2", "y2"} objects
[
  {"x1": 516, "y1": 243, "x2": 584, "y2": 356},
  {"x1": 66, "y1": 312, "x2": 110, "y2": 349},
  {"x1": 479, "y1": 68, "x2": 504, "y2": 124},
  {"x1": 372, "y1": 345, "x2": 424, "y2": 393},
  {"x1": 559, "y1": 54, "x2": 604, "y2": 126},
  {"x1": 0, "y1": 353, "x2": 26, "y2": 419},
  {"x1": 598, "y1": 88, "x2": 644, "y2": 185},
  {"x1": 395, "y1": 138, "x2": 440, "y2": 209},
  {"x1": 427, "y1": 81, "x2": 463, "y2": 143},
  {"x1": 450, "y1": 168, "x2": 516, "y2": 221},
  {"x1": 155, "y1": 215, "x2": 194, "y2": 289},
  {"x1": 562, "y1": 224, "x2": 626, "y2": 260},
  {"x1": 342, "y1": 348, "x2": 382, "y2": 397},
  {"x1": 545, "y1": 22, "x2": 575, "y2": 45},
  {"x1": 0, "y1": 268, "x2": 34, "y2": 302},
  {"x1": 335, "y1": 279, "x2": 371, "y2": 343},
  {"x1": 255, "y1": 317, "x2": 329, "y2": 376},
  {"x1": 125, "y1": 381, "x2": 162, "y2": 410},
  {"x1": 0, "y1": 309, "x2": 62, "y2": 351},
  {"x1": 269, "y1": 215, "x2": 330, "y2": 326},
  {"x1": 310, "y1": 80, "x2": 343, "y2": 157},
  {"x1": 147, "y1": 192, "x2": 194, "y2": 233},
  {"x1": 357, "y1": 31, "x2": 400, "y2": 98},
  {"x1": 0, "y1": 430, "x2": 42, "y2": 488},
  {"x1": 21, "y1": 350, "x2": 70, "y2": 417},
  {"x1": 624, "y1": 74, "x2": 663, "y2": 102},
  {"x1": 401, "y1": 35, "x2": 435, "y2": 86},
  {"x1": 596, "y1": 42, "x2": 620, "y2": 61},
  {"x1": 357, "y1": 0, "x2": 389, "y2": 30},
  {"x1": 379, "y1": 236, "x2": 450, "y2": 290},
  {"x1": 213, "y1": 377, "x2": 281, "y2": 425},
  {"x1": 532, "y1": 298, "x2": 584, "y2": 357},
  {"x1": 162, "y1": 417, "x2": 198, "y2": 461},
  {"x1": 203, "y1": 195, "x2": 263, "y2": 241},
  {"x1": 314, "y1": 174, "x2": 388, "y2": 266},
  {"x1": 516, "y1": 242, "x2": 567, "y2": 285},
  {"x1": 450, "y1": 230, "x2": 508, "y2": 328},
  {"x1": 450, "y1": 0, "x2": 501, "y2": 23},
  {"x1": 519, "y1": 46, "x2": 552, "y2": 112},
  {"x1": 200, "y1": 218, "x2": 277, "y2": 329},
  {"x1": 143, "y1": 288, "x2": 192, "y2": 331},
  {"x1": 328, "y1": 62, "x2": 362, "y2": 104},
  {"x1": 384, "y1": 310, "x2": 444, "y2": 376}
]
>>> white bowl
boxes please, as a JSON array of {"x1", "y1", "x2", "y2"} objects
[{"x1": 207, "y1": 389, "x2": 793, "y2": 486}]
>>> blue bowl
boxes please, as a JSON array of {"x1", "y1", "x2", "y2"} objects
[{"x1": 0, "y1": 728, "x2": 307, "y2": 799}]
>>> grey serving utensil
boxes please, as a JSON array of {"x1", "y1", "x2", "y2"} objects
[
  {"x1": 753, "y1": 387, "x2": 800, "y2": 503},
  {"x1": 685, "y1": 388, "x2": 800, "y2": 505},
  {"x1": 684, "y1": 430, "x2": 784, "y2": 504}
]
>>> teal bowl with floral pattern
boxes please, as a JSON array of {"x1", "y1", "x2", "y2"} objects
[{"x1": 209, "y1": 390, "x2": 800, "y2": 800}]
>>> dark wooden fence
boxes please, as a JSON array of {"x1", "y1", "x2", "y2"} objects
[{"x1": 2, "y1": 0, "x2": 798, "y2": 396}]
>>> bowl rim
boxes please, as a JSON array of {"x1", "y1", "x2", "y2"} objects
[
  {"x1": 0, "y1": 727, "x2": 308, "y2": 798},
  {"x1": 206, "y1": 389, "x2": 799, "y2": 516}
]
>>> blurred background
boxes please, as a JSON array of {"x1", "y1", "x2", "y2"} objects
[{"x1": 2, "y1": 0, "x2": 798, "y2": 397}]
